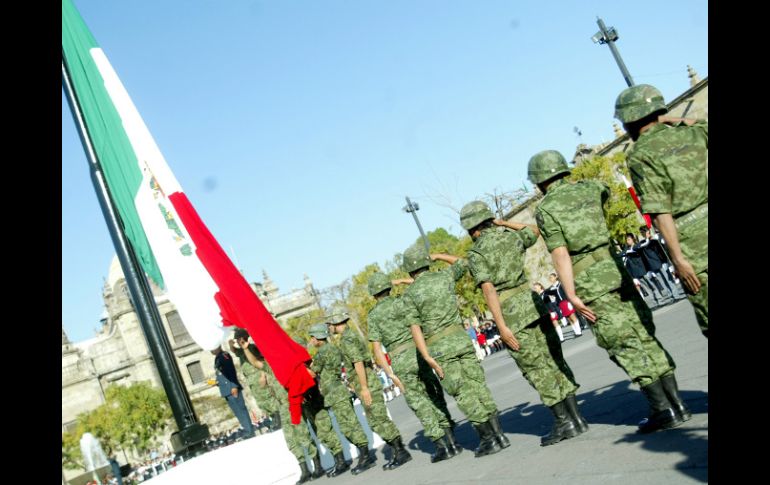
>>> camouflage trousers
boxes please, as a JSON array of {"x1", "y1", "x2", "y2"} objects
[
  {"x1": 327, "y1": 397, "x2": 369, "y2": 448},
  {"x1": 590, "y1": 286, "x2": 676, "y2": 388},
  {"x1": 503, "y1": 316, "x2": 579, "y2": 407},
  {"x1": 688, "y1": 270, "x2": 708, "y2": 338},
  {"x1": 392, "y1": 350, "x2": 451, "y2": 440},
  {"x1": 352, "y1": 368, "x2": 401, "y2": 442},
  {"x1": 278, "y1": 399, "x2": 317, "y2": 461},
  {"x1": 303, "y1": 388, "x2": 343, "y2": 455},
  {"x1": 435, "y1": 350, "x2": 497, "y2": 425}
]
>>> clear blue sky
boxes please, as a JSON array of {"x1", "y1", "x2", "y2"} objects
[{"x1": 62, "y1": 0, "x2": 708, "y2": 342}]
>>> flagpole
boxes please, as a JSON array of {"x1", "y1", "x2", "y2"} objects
[{"x1": 62, "y1": 58, "x2": 209, "y2": 455}]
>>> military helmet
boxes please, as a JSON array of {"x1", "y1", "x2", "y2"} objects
[
  {"x1": 368, "y1": 272, "x2": 392, "y2": 296},
  {"x1": 402, "y1": 243, "x2": 431, "y2": 273},
  {"x1": 614, "y1": 84, "x2": 668, "y2": 124},
  {"x1": 527, "y1": 150, "x2": 571, "y2": 185},
  {"x1": 308, "y1": 323, "x2": 329, "y2": 339},
  {"x1": 460, "y1": 201, "x2": 495, "y2": 231},
  {"x1": 327, "y1": 312, "x2": 351, "y2": 325}
]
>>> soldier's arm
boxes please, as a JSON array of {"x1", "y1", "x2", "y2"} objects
[
  {"x1": 430, "y1": 253, "x2": 459, "y2": 264},
  {"x1": 651, "y1": 213, "x2": 701, "y2": 294},
  {"x1": 410, "y1": 324, "x2": 444, "y2": 379},
  {"x1": 550, "y1": 246, "x2": 596, "y2": 322},
  {"x1": 480, "y1": 282, "x2": 520, "y2": 351},
  {"x1": 492, "y1": 219, "x2": 541, "y2": 238},
  {"x1": 391, "y1": 277, "x2": 414, "y2": 285},
  {"x1": 372, "y1": 342, "x2": 405, "y2": 394},
  {"x1": 352, "y1": 361, "x2": 372, "y2": 406},
  {"x1": 239, "y1": 339, "x2": 265, "y2": 370}
]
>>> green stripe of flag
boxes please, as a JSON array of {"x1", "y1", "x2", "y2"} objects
[{"x1": 62, "y1": 0, "x2": 164, "y2": 288}]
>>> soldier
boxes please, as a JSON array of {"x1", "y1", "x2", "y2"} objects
[
  {"x1": 229, "y1": 337, "x2": 280, "y2": 431},
  {"x1": 528, "y1": 149, "x2": 691, "y2": 433},
  {"x1": 401, "y1": 243, "x2": 502, "y2": 457},
  {"x1": 233, "y1": 330, "x2": 324, "y2": 484},
  {"x1": 366, "y1": 272, "x2": 460, "y2": 463},
  {"x1": 459, "y1": 200, "x2": 587, "y2": 446},
  {"x1": 327, "y1": 312, "x2": 413, "y2": 470},
  {"x1": 615, "y1": 84, "x2": 708, "y2": 338},
  {"x1": 308, "y1": 323, "x2": 376, "y2": 475}
]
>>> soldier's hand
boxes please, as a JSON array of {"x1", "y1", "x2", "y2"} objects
[
  {"x1": 492, "y1": 219, "x2": 505, "y2": 226},
  {"x1": 306, "y1": 368, "x2": 317, "y2": 379},
  {"x1": 499, "y1": 326, "x2": 520, "y2": 351},
  {"x1": 426, "y1": 357, "x2": 444, "y2": 379},
  {"x1": 569, "y1": 295, "x2": 596, "y2": 323},
  {"x1": 391, "y1": 375, "x2": 406, "y2": 395},
  {"x1": 360, "y1": 388, "x2": 373, "y2": 407},
  {"x1": 228, "y1": 339, "x2": 237, "y2": 352},
  {"x1": 673, "y1": 258, "x2": 701, "y2": 294},
  {"x1": 230, "y1": 388, "x2": 239, "y2": 398}
]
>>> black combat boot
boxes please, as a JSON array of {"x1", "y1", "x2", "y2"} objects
[
  {"x1": 564, "y1": 393, "x2": 589, "y2": 434},
  {"x1": 295, "y1": 461, "x2": 311, "y2": 484},
  {"x1": 473, "y1": 421, "x2": 502, "y2": 457},
  {"x1": 638, "y1": 379, "x2": 684, "y2": 434},
  {"x1": 383, "y1": 436, "x2": 412, "y2": 470},
  {"x1": 541, "y1": 400, "x2": 579, "y2": 446},
  {"x1": 660, "y1": 374, "x2": 692, "y2": 421},
  {"x1": 326, "y1": 452, "x2": 349, "y2": 477},
  {"x1": 350, "y1": 445, "x2": 376, "y2": 475},
  {"x1": 430, "y1": 437, "x2": 450, "y2": 463},
  {"x1": 488, "y1": 412, "x2": 511, "y2": 449},
  {"x1": 443, "y1": 426, "x2": 462, "y2": 456},
  {"x1": 310, "y1": 454, "x2": 325, "y2": 479}
]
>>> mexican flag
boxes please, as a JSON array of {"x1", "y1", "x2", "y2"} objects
[{"x1": 62, "y1": 0, "x2": 314, "y2": 422}]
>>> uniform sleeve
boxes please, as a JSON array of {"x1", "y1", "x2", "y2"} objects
[
  {"x1": 449, "y1": 259, "x2": 468, "y2": 281},
  {"x1": 468, "y1": 250, "x2": 492, "y2": 287},
  {"x1": 627, "y1": 150, "x2": 673, "y2": 214},
  {"x1": 536, "y1": 207, "x2": 567, "y2": 252},
  {"x1": 401, "y1": 290, "x2": 422, "y2": 328},
  {"x1": 518, "y1": 226, "x2": 538, "y2": 249},
  {"x1": 367, "y1": 309, "x2": 382, "y2": 342},
  {"x1": 344, "y1": 332, "x2": 369, "y2": 363}
]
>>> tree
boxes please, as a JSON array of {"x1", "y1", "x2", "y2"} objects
[
  {"x1": 570, "y1": 152, "x2": 643, "y2": 243},
  {"x1": 285, "y1": 307, "x2": 326, "y2": 344},
  {"x1": 61, "y1": 381, "x2": 173, "y2": 470}
]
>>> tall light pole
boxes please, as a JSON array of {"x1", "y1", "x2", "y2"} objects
[
  {"x1": 403, "y1": 196, "x2": 430, "y2": 253},
  {"x1": 592, "y1": 17, "x2": 634, "y2": 87}
]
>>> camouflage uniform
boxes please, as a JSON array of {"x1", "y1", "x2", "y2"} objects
[
  {"x1": 368, "y1": 295, "x2": 451, "y2": 441},
  {"x1": 239, "y1": 355, "x2": 279, "y2": 417},
  {"x1": 310, "y1": 340, "x2": 369, "y2": 448},
  {"x1": 401, "y1": 261, "x2": 498, "y2": 425},
  {"x1": 626, "y1": 121, "x2": 708, "y2": 337},
  {"x1": 338, "y1": 325, "x2": 401, "y2": 442},
  {"x1": 467, "y1": 225, "x2": 579, "y2": 406},
  {"x1": 535, "y1": 177, "x2": 676, "y2": 387}
]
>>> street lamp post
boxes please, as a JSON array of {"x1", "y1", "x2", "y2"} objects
[
  {"x1": 403, "y1": 196, "x2": 430, "y2": 253},
  {"x1": 592, "y1": 17, "x2": 634, "y2": 87}
]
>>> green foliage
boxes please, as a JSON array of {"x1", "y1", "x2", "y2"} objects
[
  {"x1": 570, "y1": 152, "x2": 642, "y2": 242},
  {"x1": 285, "y1": 308, "x2": 326, "y2": 345},
  {"x1": 61, "y1": 382, "x2": 173, "y2": 470}
]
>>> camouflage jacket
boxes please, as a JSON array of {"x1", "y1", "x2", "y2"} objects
[
  {"x1": 310, "y1": 342, "x2": 349, "y2": 405},
  {"x1": 468, "y1": 226, "x2": 546, "y2": 331},
  {"x1": 536, "y1": 178, "x2": 623, "y2": 303},
  {"x1": 367, "y1": 295, "x2": 412, "y2": 350},
  {"x1": 627, "y1": 120, "x2": 708, "y2": 272},
  {"x1": 402, "y1": 261, "x2": 474, "y2": 360}
]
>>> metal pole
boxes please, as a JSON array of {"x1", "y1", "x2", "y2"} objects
[
  {"x1": 62, "y1": 59, "x2": 208, "y2": 454},
  {"x1": 405, "y1": 196, "x2": 430, "y2": 253},
  {"x1": 596, "y1": 17, "x2": 635, "y2": 87}
]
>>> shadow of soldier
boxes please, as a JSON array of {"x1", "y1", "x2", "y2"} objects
[{"x1": 614, "y1": 426, "x2": 708, "y2": 483}]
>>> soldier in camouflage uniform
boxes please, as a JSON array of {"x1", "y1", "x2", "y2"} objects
[
  {"x1": 233, "y1": 330, "x2": 325, "y2": 483},
  {"x1": 615, "y1": 84, "x2": 708, "y2": 338},
  {"x1": 308, "y1": 323, "x2": 376, "y2": 475},
  {"x1": 460, "y1": 200, "x2": 587, "y2": 446},
  {"x1": 401, "y1": 243, "x2": 502, "y2": 457},
  {"x1": 327, "y1": 313, "x2": 413, "y2": 470},
  {"x1": 528, "y1": 149, "x2": 690, "y2": 433},
  {"x1": 366, "y1": 272, "x2": 460, "y2": 463}
]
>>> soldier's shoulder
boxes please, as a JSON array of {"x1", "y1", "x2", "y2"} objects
[{"x1": 658, "y1": 116, "x2": 700, "y2": 127}]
